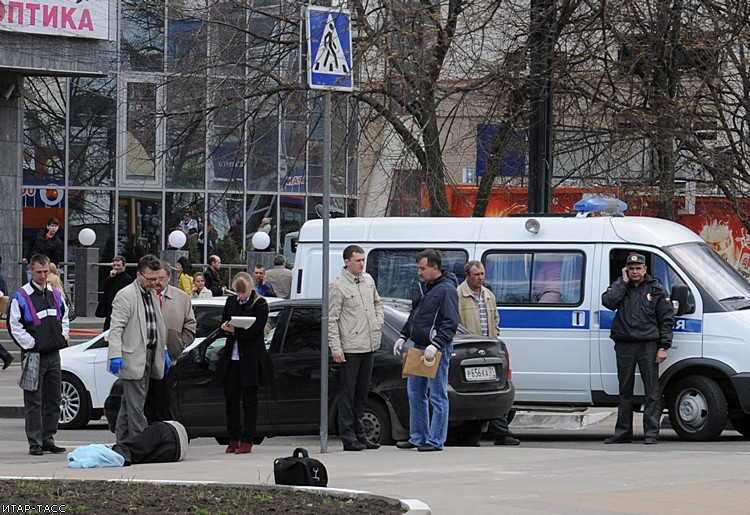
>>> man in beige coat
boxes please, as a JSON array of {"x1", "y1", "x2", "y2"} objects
[
  {"x1": 107, "y1": 255, "x2": 167, "y2": 443},
  {"x1": 457, "y1": 260, "x2": 520, "y2": 446},
  {"x1": 144, "y1": 261, "x2": 196, "y2": 423},
  {"x1": 328, "y1": 245, "x2": 384, "y2": 451}
]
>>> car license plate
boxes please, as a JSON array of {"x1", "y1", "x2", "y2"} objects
[{"x1": 464, "y1": 366, "x2": 497, "y2": 382}]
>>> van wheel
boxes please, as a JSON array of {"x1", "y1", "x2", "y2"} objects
[
  {"x1": 668, "y1": 375, "x2": 727, "y2": 441},
  {"x1": 729, "y1": 415, "x2": 750, "y2": 438},
  {"x1": 361, "y1": 399, "x2": 393, "y2": 445},
  {"x1": 445, "y1": 421, "x2": 483, "y2": 447}
]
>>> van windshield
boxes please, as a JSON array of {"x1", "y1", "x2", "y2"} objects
[{"x1": 668, "y1": 242, "x2": 750, "y2": 307}]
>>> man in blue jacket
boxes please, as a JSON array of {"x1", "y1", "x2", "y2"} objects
[{"x1": 393, "y1": 249, "x2": 458, "y2": 452}]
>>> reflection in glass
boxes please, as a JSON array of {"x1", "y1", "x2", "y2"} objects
[
  {"x1": 23, "y1": 77, "x2": 66, "y2": 187},
  {"x1": 246, "y1": 194, "x2": 276, "y2": 252},
  {"x1": 208, "y1": 193, "x2": 244, "y2": 257},
  {"x1": 247, "y1": 114, "x2": 278, "y2": 192},
  {"x1": 120, "y1": 1, "x2": 165, "y2": 72},
  {"x1": 166, "y1": 79, "x2": 206, "y2": 188},
  {"x1": 208, "y1": 1, "x2": 247, "y2": 77},
  {"x1": 118, "y1": 193, "x2": 162, "y2": 257},
  {"x1": 166, "y1": 193, "x2": 204, "y2": 263},
  {"x1": 67, "y1": 190, "x2": 114, "y2": 264},
  {"x1": 167, "y1": 5, "x2": 207, "y2": 73},
  {"x1": 208, "y1": 81, "x2": 245, "y2": 191},
  {"x1": 125, "y1": 83, "x2": 157, "y2": 181},
  {"x1": 69, "y1": 77, "x2": 117, "y2": 187}
]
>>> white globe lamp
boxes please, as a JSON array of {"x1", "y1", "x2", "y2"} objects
[
  {"x1": 168, "y1": 230, "x2": 187, "y2": 249},
  {"x1": 78, "y1": 228, "x2": 96, "y2": 247},
  {"x1": 251, "y1": 231, "x2": 271, "y2": 250}
]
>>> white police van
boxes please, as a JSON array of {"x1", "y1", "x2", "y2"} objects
[{"x1": 291, "y1": 199, "x2": 750, "y2": 441}]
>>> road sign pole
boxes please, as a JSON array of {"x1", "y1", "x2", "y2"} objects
[{"x1": 320, "y1": 91, "x2": 332, "y2": 454}]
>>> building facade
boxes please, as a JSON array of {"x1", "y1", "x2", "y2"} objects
[{"x1": 21, "y1": 0, "x2": 358, "y2": 273}]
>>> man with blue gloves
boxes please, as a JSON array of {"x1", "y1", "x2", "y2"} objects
[{"x1": 107, "y1": 255, "x2": 168, "y2": 444}]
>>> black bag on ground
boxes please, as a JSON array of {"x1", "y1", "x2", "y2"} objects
[{"x1": 274, "y1": 447, "x2": 328, "y2": 487}]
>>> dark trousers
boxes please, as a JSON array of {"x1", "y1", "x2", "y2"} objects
[
  {"x1": 145, "y1": 376, "x2": 172, "y2": 424},
  {"x1": 23, "y1": 351, "x2": 61, "y2": 448},
  {"x1": 113, "y1": 421, "x2": 181, "y2": 466},
  {"x1": 224, "y1": 360, "x2": 259, "y2": 443},
  {"x1": 337, "y1": 351, "x2": 375, "y2": 445},
  {"x1": 613, "y1": 340, "x2": 662, "y2": 439},
  {"x1": 488, "y1": 415, "x2": 513, "y2": 438}
]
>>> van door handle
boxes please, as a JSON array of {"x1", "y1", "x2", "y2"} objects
[
  {"x1": 593, "y1": 310, "x2": 599, "y2": 327},
  {"x1": 572, "y1": 311, "x2": 586, "y2": 327}
]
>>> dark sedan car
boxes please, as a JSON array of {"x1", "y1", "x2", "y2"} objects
[{"x1": 107, "y1": 299, "x2": 515, "y2": 445}]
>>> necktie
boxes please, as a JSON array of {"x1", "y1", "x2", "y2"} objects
[{"x1": 157, "y1": 291, "x2": 163, "y2": 307}]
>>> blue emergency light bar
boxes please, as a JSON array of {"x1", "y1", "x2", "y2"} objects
[{"x1": 573, "y1": 197, "x2": 628, "y2": 215}]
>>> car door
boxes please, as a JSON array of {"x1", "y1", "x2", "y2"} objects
[
  {"x1": 266, "y1": 305, "x2": 333, "y2": 427},
  {"x1": 172, "y1": 332, "x2": 273, "y2": 434}
]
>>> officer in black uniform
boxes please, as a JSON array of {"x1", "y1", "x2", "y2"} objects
[{"x1": 601, "y1": 253, "x2": 674, "y2": 445}]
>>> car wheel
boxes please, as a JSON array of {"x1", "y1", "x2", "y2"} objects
[
  {"x1": 252, "y1": 436, "x2": 265, "y2": 445},
  {"x1": 445, "y1": 420, "x2": 483, "y2": 447},
  {"x1": 361, "y1": 399, "x2": 393, "y2": 445},
  {"x1": 59, "y1": 374, "x2": 90, "y2": 430},
  {"x1": 668, "y1": 375, "x2": 727, "y2": 441},
  {"x1": 730, "y1": 414, "x2": 750, "y2": 438},
  {"x1": 215, "y1": 437, "x2": 229, "y2": 445}
]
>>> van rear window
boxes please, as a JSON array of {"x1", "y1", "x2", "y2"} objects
[
  {"x1": 366, "y1": 249, "x2": 469, "y2": 299},
  {"x1": 484, "y1": 251, "x2": 584, "y2": 306}
]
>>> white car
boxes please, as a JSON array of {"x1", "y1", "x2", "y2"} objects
[{"x1": 59, "y1": 297, "x2": 229, "y2": 429}]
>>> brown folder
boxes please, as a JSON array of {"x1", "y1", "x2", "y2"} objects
[{"x1": 402, "y1": 347, "x2": 442, "y2": 379}]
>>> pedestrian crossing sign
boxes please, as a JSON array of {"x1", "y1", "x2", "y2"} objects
[{"x1": 305, "y1": 6, "x2": 354, "y2": 91}]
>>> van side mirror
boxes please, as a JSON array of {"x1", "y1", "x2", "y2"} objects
[{"x1": 671, "y1": 284, "x2": 694, "y2": 316}]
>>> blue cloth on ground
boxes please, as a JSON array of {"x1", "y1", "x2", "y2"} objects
[{"x1": 67, "y1": 444, "x2": 125, "y2": 468}]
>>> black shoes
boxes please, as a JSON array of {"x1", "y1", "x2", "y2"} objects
[
  {"x1": 396, "y1": 441, "x2": 418, "y2": 449},
  {"x1": 358, "y1": 440, "x2": 380, "y2": 450},
  {"x1": 343, "y1": 441, "x2": 366, "y2": 451},
  {"x1": 1, "y1": 353, "x2": 12, "y2": 371},
  {"x1": 603, "y1": 435, "x2": 632, "y2": 444},
  {"x1": 494, "y1": 436, "x2": 521, "y2": 446},
  {"x1": 417, "y1": 445, "x2": 442, "y2": 452},
  {"x1": 644, "y1": 437, "x2": 659, "y2": 445},
  {"x1": 42, "y1": 444, "x2": 67, "y2": 454},
  {"x1": 29, "y1": 445, "x2": 43, "y2": 456}
]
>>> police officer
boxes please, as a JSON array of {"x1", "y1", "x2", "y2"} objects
[{"x1": 601, "y1": 253, "x2": 674, "y2": 445}]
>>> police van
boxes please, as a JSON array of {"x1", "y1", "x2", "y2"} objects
[{"x1": 291, "y1": 199, "x2": 750, "y2": 441}]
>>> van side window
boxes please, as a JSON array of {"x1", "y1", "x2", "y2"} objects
[
  {"x1": 485, "y1": 251, "x2": 584, "y2": 306},
  {"x1": 367, "y1": 249, "x2": 468, "y2": 299}
]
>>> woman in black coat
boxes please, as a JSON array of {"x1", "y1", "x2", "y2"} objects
[{"x1": 215, "y1": 272, "x2": 269, "y2": 454}]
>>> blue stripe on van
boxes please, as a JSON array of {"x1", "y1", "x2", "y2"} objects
[
  {"x1": 600, "y1": 310, "x2": 701, "y2": 333},
  {"x1": 499, "y1": 309, "x2": 589, "y2": 329}
]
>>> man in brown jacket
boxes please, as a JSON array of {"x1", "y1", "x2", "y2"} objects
[
  {"x1": 145, "y1": 261, "x2": 197, "y2": 423},
  {"x1": 457, "y1": 260, "x2": 520, "y2": 446},
  {"x1": 328, "y1": 245, "x2": 384, "y2": 451}
]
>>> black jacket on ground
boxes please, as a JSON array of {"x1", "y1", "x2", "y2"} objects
[{"x1": 602, "y1": 274, "x2": 674, "y2": 349}]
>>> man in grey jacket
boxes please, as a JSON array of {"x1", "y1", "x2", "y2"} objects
[
  {"x1": 328, "y1": 245, "x2": 384, "y2": 451},
  {"x1": 107, "y1": 255, "x2": 167, "y2": 443}
]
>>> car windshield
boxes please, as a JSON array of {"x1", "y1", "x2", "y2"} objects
[{"x1": 667, "y1": 242, "x2": 750, "y2": 308}]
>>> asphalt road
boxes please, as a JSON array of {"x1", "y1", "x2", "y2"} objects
[{"x1": 1, "y1": 416, "x2": 749, "y2": 514}]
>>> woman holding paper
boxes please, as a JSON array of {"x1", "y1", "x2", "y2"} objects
[{"x1": 214, "y1": 272, "x2": 269, "y2": 455}]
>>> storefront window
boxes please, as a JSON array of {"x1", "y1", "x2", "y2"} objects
[
  {"x1": 69, "y1": 77, "x2": 117, "y2": 187},
  {"x1": 120, "y1": 1, "x2": 165, "y2": 72},
  {"x1": 125, "y1": 83, "x2": 158, "y2": 182},
  {"x1": 166, "y1": 79, "x2": 206, "y2": 188}
]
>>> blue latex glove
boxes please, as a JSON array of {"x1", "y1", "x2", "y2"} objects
[
  {"x1": 164, "y1": 350, "x2": 171, "y2": 375},
  {"x1": 109, "y1": 357, "x2": 123, "y2": 375}
]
